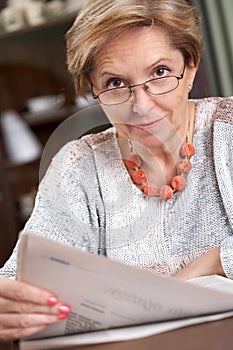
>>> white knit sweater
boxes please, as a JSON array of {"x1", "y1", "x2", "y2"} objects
[{"x1": 1, "y1": 96, "x2": 233, "y2": 278}]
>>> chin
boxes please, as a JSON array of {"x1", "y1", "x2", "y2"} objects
[
  {"x1": 129, "y1": 132, "x2": 164, "y2": 149},
  {"x1": 131, "y1": 125, "x2": 162, "y2": 142},
  {"x1": 116, "y1": 124, "x2": 168, "y2": 148}
]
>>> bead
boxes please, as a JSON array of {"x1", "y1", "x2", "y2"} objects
[
  {"x1": 144, "y1": 183, "x2": 158, "y2": 197},
  {"x1": 171, "y1": 175, "x2": 187, "y2": 191},
  {"x1": 125, "y1": 138, "x2": 193, "y2": 199},
  {"x1": 125, "y1": 154, "x2": 141, "y2": 168},
  {"x1": 180, "y1": 143, "x2": 195, "y2": 157},
  {"x1": 159, "y1": 185, "x2": 173, "y2": 200},
  {"x1": 177, "y1": 159, "x2": 192, "y2": 173},
  {"x1": 132, "y1": 169, "x2": 147, "y2": 185}
]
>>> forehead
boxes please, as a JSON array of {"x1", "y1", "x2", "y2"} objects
[{"x1": 93, "y1": 26, "x2": 182, "y2": 72}]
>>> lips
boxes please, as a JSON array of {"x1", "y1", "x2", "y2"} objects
[{"x1": 134, "y1": 117, "x2": 164, "y2": 130}]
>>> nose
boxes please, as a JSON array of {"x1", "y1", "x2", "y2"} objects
[{"x1": 130, "y1": 84, "x2": 154, "y2": 116}]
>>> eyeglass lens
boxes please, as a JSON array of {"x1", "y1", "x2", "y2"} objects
[{"x1": 98, "y1": 76, "x2": 179, "y2": 105}]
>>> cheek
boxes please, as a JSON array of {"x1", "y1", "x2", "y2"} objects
[
  {"x1": 101, "y1": 105, "x2": 137, "y2": 139},
  {"x1": 150, "y1": 93, "x2": 189, "y2": 138},
  {"x1": 156, "y1": 87, "x2": 188, "y2": 117},
  {"x1": 102, "y1": 104, "x2": 132, "y2": 124}
]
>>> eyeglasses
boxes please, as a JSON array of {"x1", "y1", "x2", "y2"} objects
[{"x1": 91, "y1": 64, "x2": 186, "y2": 106}]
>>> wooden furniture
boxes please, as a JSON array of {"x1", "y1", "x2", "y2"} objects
[
  {"x1": 0, "y1": 148, "x2": 18, "y2": 267},
  {"x1": 0, "y1": 13, "x2": 77, "y2": 266},
  {"x1": 1, "y1": 316, "x2": 233, "y2": 350}
]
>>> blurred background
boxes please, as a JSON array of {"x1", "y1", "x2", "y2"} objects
[{"x1": 0, "y1": 0, "x2": 232, "y2": 266}]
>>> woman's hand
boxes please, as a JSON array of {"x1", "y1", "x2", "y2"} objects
[
  {"x1": 173, "y1": 247, "x2": 225, "y2": 281},
  {"x1": 0, "y1": 276, "x2": 70, "y2": 341}
]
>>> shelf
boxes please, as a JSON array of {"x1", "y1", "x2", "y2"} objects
[
  {"x1": 0, "y1": 12, "x2": 76, "y2": 40},
  {"x1": 22, "y1": 105, "x2": 78, "y2": 127},
  {"x1": 0, "y1": 6, "x2": 82, "y2": 242}
]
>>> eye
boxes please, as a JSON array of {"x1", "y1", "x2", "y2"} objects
[
  {"x1": 106, "y1": 78, "x2": 128, "y2": 89},
  {"x1": 151, "y1": 67, "x2": 170, "y2": 78}
]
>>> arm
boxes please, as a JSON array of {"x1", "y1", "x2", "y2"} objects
[
  {"x1": 175, "y1": 98, "x2": 233, "y2": 281},
  {"x1": 0, "y1": 139, "x2": 101, "y2": 277},
  {"x1": 0, "y1": 140, "x2": 102, "y2": 340},
  {"x1": 174, "y1": 247, "x2": 225, "y2": 280}
]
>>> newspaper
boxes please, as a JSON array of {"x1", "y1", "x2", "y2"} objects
[{"x1": 17, "y1": 232, "x2": 233, "y2": 349}]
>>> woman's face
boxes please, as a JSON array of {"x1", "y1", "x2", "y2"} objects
[{"x1": 90, "y1": 26, "x2": 197, "y2": 150}]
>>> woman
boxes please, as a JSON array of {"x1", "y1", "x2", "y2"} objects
[{"x1": 0, "y1": 0, "x2": 233, "y2": 341}]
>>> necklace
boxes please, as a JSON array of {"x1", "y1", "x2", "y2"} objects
[{"x1": 124, "y1": 135, "x2": 195, "y2": 200}]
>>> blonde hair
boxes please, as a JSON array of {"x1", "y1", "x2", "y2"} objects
[{"x1": 66, "y1": 0, "x2": 204, "y2": 97}]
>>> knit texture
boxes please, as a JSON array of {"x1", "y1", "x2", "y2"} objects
[{"x1": 1, "y1": 96, "x2": 233, "y2": 278}]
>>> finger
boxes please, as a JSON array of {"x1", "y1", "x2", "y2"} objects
[
  {"x1": 0, "y1": 325, "x2": 47, "y2": 342},
  {"x1": 0, "y1": 276, "x2": 57, "y2": 305},
  {"x1": 0, "y1": 313, "x2": 61, "y2": 329},
  {"x1": 0, "y1": 297, "x2": 61, "y2": 315}
]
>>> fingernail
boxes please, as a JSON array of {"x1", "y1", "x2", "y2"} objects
[
  {"x1": 58, "y1": 304, "x2": 71, "y2": 314},
  {"x1": 58, "y1": 313, "x2": 69, "y2": 320},
  {"x1": 47, "y1": 296, "x2": 59, "y2": 306}
]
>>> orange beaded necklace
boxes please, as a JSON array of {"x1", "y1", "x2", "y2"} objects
[{"x1": 124, "y1": 135, "x2": 195, "y2": 200}]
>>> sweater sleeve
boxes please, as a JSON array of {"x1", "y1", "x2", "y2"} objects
[
  {"x1": 0, "y1": 139, "x2": 104, "y2": 278},
  {"x1": 213, "y1": 97, "x2": 233, "y2": 278}
]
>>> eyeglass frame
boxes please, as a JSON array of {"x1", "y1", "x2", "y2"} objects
[{"x1": 91, "y1": 62, "x2": 186, "y2": 106}]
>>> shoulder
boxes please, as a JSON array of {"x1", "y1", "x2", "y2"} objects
[
  {"x1": 193, "y1": 96, "x2": 233, "y2": 130},
  {"x1": 40, "y1": 127, "x2": 115, "y2": 189},
  {"x1": 49, "y1": 127, "x2": 115, "y2": 170},
  {"x1": 211, "y1": 98, "x2": 233, "y2": 224},
  {"x1": 212, "y1": 98, "x2": 233, "y2": 173},
  {"x1": 80, "y1": 127, "x2": 116, "y2": 149},
  {"x1": 193, "y1": 95, "x2": 233, "y2": 108},
  {"x1": 213, "y1": 96, "x2": 233, "y2": 124}
]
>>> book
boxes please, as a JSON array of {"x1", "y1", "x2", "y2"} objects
[{"x1": 17, "y1": 232, "x2": 233, "y2": 349}]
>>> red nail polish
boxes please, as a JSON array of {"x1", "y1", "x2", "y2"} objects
[
  {"x1": 47, "y1": 296, "x2": 59, "y2": 306},
  {"x1": 58, "y1": 305, "x2": 71, "y2": 314},
  {"x1": 58, "y1": 313, "x2": 69, "y2": 320}
]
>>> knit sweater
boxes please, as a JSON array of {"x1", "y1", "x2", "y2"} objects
[{"x1": 1, "y1": 96, "x2": 233, "y2": 278}]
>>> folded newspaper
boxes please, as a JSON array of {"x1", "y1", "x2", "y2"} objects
[{"x1": 17, "y1": 232, "x2": 233, "y2": 350}]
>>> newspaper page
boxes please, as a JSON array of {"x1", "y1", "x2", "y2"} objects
[
  {"x1": 19, "y1": 310, "x2": 233, "y2": 350},
  {"x1": 17, "y1": 232, "x2": 233, "y2": 348}
]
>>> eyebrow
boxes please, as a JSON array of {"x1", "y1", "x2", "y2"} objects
[
  {"x1": 147, "y1": 58, "x2": 173, "y2": 71},
  {"x1": 98, "y1": 57, "x2": 173, "y2": 78}
]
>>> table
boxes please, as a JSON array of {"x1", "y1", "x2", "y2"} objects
[{"x1": 1, "y1": 316, "x2": 233, "y2": 350}]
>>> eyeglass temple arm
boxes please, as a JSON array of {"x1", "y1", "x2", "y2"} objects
[{"x1": 178, "y1": 61, "x2": 187, "y2": 80}]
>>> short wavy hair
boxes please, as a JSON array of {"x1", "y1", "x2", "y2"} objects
[{"x1": 66, "y1": 0, "x2": 204, "y2": 97}]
